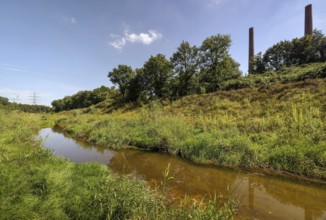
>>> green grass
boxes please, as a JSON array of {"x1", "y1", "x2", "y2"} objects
[
  {"x1": 223, "y1": 62, "x2": 326, "y2": 90},
  {"x1": 55, "y1": 64, "x2": 326, "y2": 181},
  {"x1": 0, "y1": 109, "x2": 235, "y2": 219}
]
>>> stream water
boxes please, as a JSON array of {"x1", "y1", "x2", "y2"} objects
[{"x1": 38, "y1": 127, "x2": 326, "y2": 220}]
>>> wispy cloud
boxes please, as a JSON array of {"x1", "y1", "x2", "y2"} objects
[
  {"x1": 205, "y1": 0, "x2": 225, "y2": 7},
  {"x1": 0, "y1": 63, "x2": 58, "y2": 78},
  {"x1": 109, "y1": 29, "x2": 162, "y2": 49},
  {"x1": 62, "y1": 15, "x2": 77, "y2": 24},
  {"x1": 35, "y1": 79, "x2": 80, "y2": 91}
]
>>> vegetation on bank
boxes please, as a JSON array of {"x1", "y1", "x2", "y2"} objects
[
  {"x1": 51, "y1": 86, "x2": 117, "y2": 112},
  {"x1": 55, "y1": 73, "x2": 326, "y2": 181},
  {"x1": 0, "y1": 109, "x2": 235, "y2": 219},
  {"x1": 0, "y1": 96, "x2": 50, "y2": 113}
]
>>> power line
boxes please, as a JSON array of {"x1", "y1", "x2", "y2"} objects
[{"x1": 29, "y1": 91, "x2": 41, "y2": 105}]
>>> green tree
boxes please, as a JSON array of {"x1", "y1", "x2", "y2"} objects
[
  {"x1": 143, "y1": 54, "x2": 173, "y2": 99},
  {"x1": 262, "y1": 29, "x2": 326, "y2": 71},
  {"x1": 51, "y1": 86, "x2": 116, "y2": 112},
  {"x1": 170, "y1": 41, "x2": 199, "y2": 98},
  {"x1": 313, "y1": 29, "x2": 326, "y2": 61},
  {"x1": 263, "y1": 40, "x2": 293, "y2": 70},
  {"x1": 90, "y1": 86, "x2": 116, "y2": 103},
  {"x1": 108, "y1": 65, "x2": 134, "y2": 99},
  {"x1": 0, "y1": 96, "x2": 9, "y2": 105},
  {"x1": 199, "y1": 34, "x2": 241, "y2": 92},
  {"x1": 252, "y1": 52, "x2": 266, "y2": 74},
  {"x1": 126, "y1": 68, "x2": 148, "y2": 102}
]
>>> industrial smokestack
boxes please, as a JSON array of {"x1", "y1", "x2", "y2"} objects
[
  {"x1": 248, "y1": 27, "x2": 254, "y2": 74},
  {"x1": 305, "y1": 4, "x2": 313, "y2": 36}
]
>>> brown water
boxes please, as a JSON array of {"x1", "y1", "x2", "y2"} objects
[{"x1": 38, "y1": 127, "x2": 326, "y2": 220}]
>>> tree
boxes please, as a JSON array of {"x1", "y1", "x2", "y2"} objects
[
  {"x1": 252, "y1": 52, "x2": 266, "y2": 74},
  {"x1": 127, "y1": 68, "x2": 148, "y2": 102},
  {"x1": 51, "y1": 86, "x2": 116, "y2": 112},
  {"x1": 308, "y1": 29, "x2": 326, "y2": 62},
  {"x1": 0, "y1": 96, "x2": 9, "y2": 105},
  {"x1": 199, "y1": 34, "x2": 241, "y2": 92},
  {"x1": 263, "y1": 40, "x2": 293, "y2": 70},
  {"x1": 108, "y1": 65, "x2": 134, "y2": 99},
  {"x1": 90, "y1": 86, "x2": 116, "y2": 103},
  {"x1": 143, "y1": 54, "x2": 173, "y2": 99},
  {"x1": 262, "y1": 29, "x2": 326, "y2": 71},
  {"x1": 170, "y1": 41, "x2": 199, "y2": 98}
]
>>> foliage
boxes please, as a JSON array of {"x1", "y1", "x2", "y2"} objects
[
  {"x1": 108, "y1": 65, "x2": 134, "y2": 99},
  {"x1": 199, "y1": 34, "x2": 241, "y2": 92},
  {"x1": 170, "y1": 41, "x2": 200, "y2": 98},
  {"x1": 108, "y1": 34, "x2": 241, "y2": 103},
  {"x1": 51, "y1": 86, "x2": 116, "y2": 112},
  {"x1": 253, "y1": 29, "x2": 326, "y2": 73},
  {"x1": 0, "y1": 96, "x2": 9, "y2": 105},
  {"x1": 142, "y1": 54, "x2": 173, "y2": 99}
]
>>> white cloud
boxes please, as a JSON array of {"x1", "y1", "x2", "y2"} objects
[{"x1": 110, "y1": 29, "x2": 162, "y2": 49}]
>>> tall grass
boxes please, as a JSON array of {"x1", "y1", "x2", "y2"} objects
[
  {"x1": 56, "y1": 77, "x2": 326, "y2": 180},
  {"x1": 0, "y1": 109, "x2": 235, "y2": 219}
]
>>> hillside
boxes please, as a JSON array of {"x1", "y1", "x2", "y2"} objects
[{"x1": 54, "y1": 63, "x2": 326, "y2": 182}]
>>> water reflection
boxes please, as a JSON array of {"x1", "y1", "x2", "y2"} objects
[
  {"x1": 39, "y1": 127, "x2": 115, "y2": 164},
  {"x1": 38, "y1": 128, "x2": 326, "y2": 220}
]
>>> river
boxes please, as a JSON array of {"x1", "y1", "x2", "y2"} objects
[{"x1": 38, "y1": 127, "x2": 326, "y2": 220}]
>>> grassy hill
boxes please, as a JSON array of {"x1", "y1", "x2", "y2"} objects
[{"x1": 55, "y1": 63, "x2": 326, "y2": 181}]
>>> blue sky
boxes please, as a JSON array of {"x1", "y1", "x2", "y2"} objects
[{"x1": 1, "y1": 0, "x2": 325, "y2": 106}]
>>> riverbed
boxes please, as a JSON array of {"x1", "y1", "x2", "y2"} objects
[{"x1": 38, "y1": 127, "x2": 326, "y2": 220}]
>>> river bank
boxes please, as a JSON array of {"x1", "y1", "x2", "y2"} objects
[
  {"x1": 0, "y1": 110, "x2": 235, "y2": 219},
  {"x1": 55, "y1": 78, "x2": 326, "y2": 182},
  {"x1": 39, "y1": 126, "x2": 326, "y2": 220}
]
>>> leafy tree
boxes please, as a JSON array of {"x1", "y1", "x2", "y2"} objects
[
  {"x1": 170, "y1": 41, "x2": 199, "y2": 97},
  {"x1": 126, "y1": 68, "x2": 148, "y2": 102},
  {"x1": 108, "y1": 65, "x2": 134, "y2": 99},
  {"x1": 199, "y1": 34, "x2": 241, "y2": 92},
  {"x1": 51, "y1": 99, "x2": 65, "y2": 112},
  {"x1": 262, "y1": 29, "x2": 326, "y2": 71},
  {"x1": 143, "y1": 54, "x2": 173, "y2": 99},
  {"x1": 252, "y1": 52, "x2": 266, "y2": 74},
  {"x1": 51, "y1": 86, "x2": 116, "y2": 112},
  {"x1": 91, "y1": 86, "x2": 116, "y2": 103},
  {"x1": 0, "y1": 96, "x2": 9, "y2": 105},
  {"x1": 263, "y1": 40, "x2": 293, "y2": 70}
]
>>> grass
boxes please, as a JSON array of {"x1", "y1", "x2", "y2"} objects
[
  {"x1": 54, "y1": 64, "x2": 326, "y2": 181},
  {"x1": 0, "y1": 109, "x2": 235, "y2": 219}
]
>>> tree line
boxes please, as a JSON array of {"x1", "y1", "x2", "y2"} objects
[
  {"x1": 50, "y1": 30, "x2": 326, "y2": 111},
  {"x1": 252, "y1": 30, "x2": 326, "y2": 74},
  {"x1": 51, "y1": 86, "x2": 116, "y2": 112},
  {"x1": 109, "y1": 30, "x2": 326, "y2": 102},
  {"x1": 0, "y1": 96, "x2": 50, "y2": 113},
  {"x1": 108, "y1": 34, "x2": 241, "y2": 102}
]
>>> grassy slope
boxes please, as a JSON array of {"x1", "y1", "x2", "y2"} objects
[
  {"x1": 56, "y1": 63, "x2": 326, "y2": 181},
  {"x1": 0, "y1": 110, "x2": 234, "y2": 219}
]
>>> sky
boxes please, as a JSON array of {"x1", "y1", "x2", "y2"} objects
[{"x1": 1, "y1": 0, "x2": 326, "y2": 106}]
